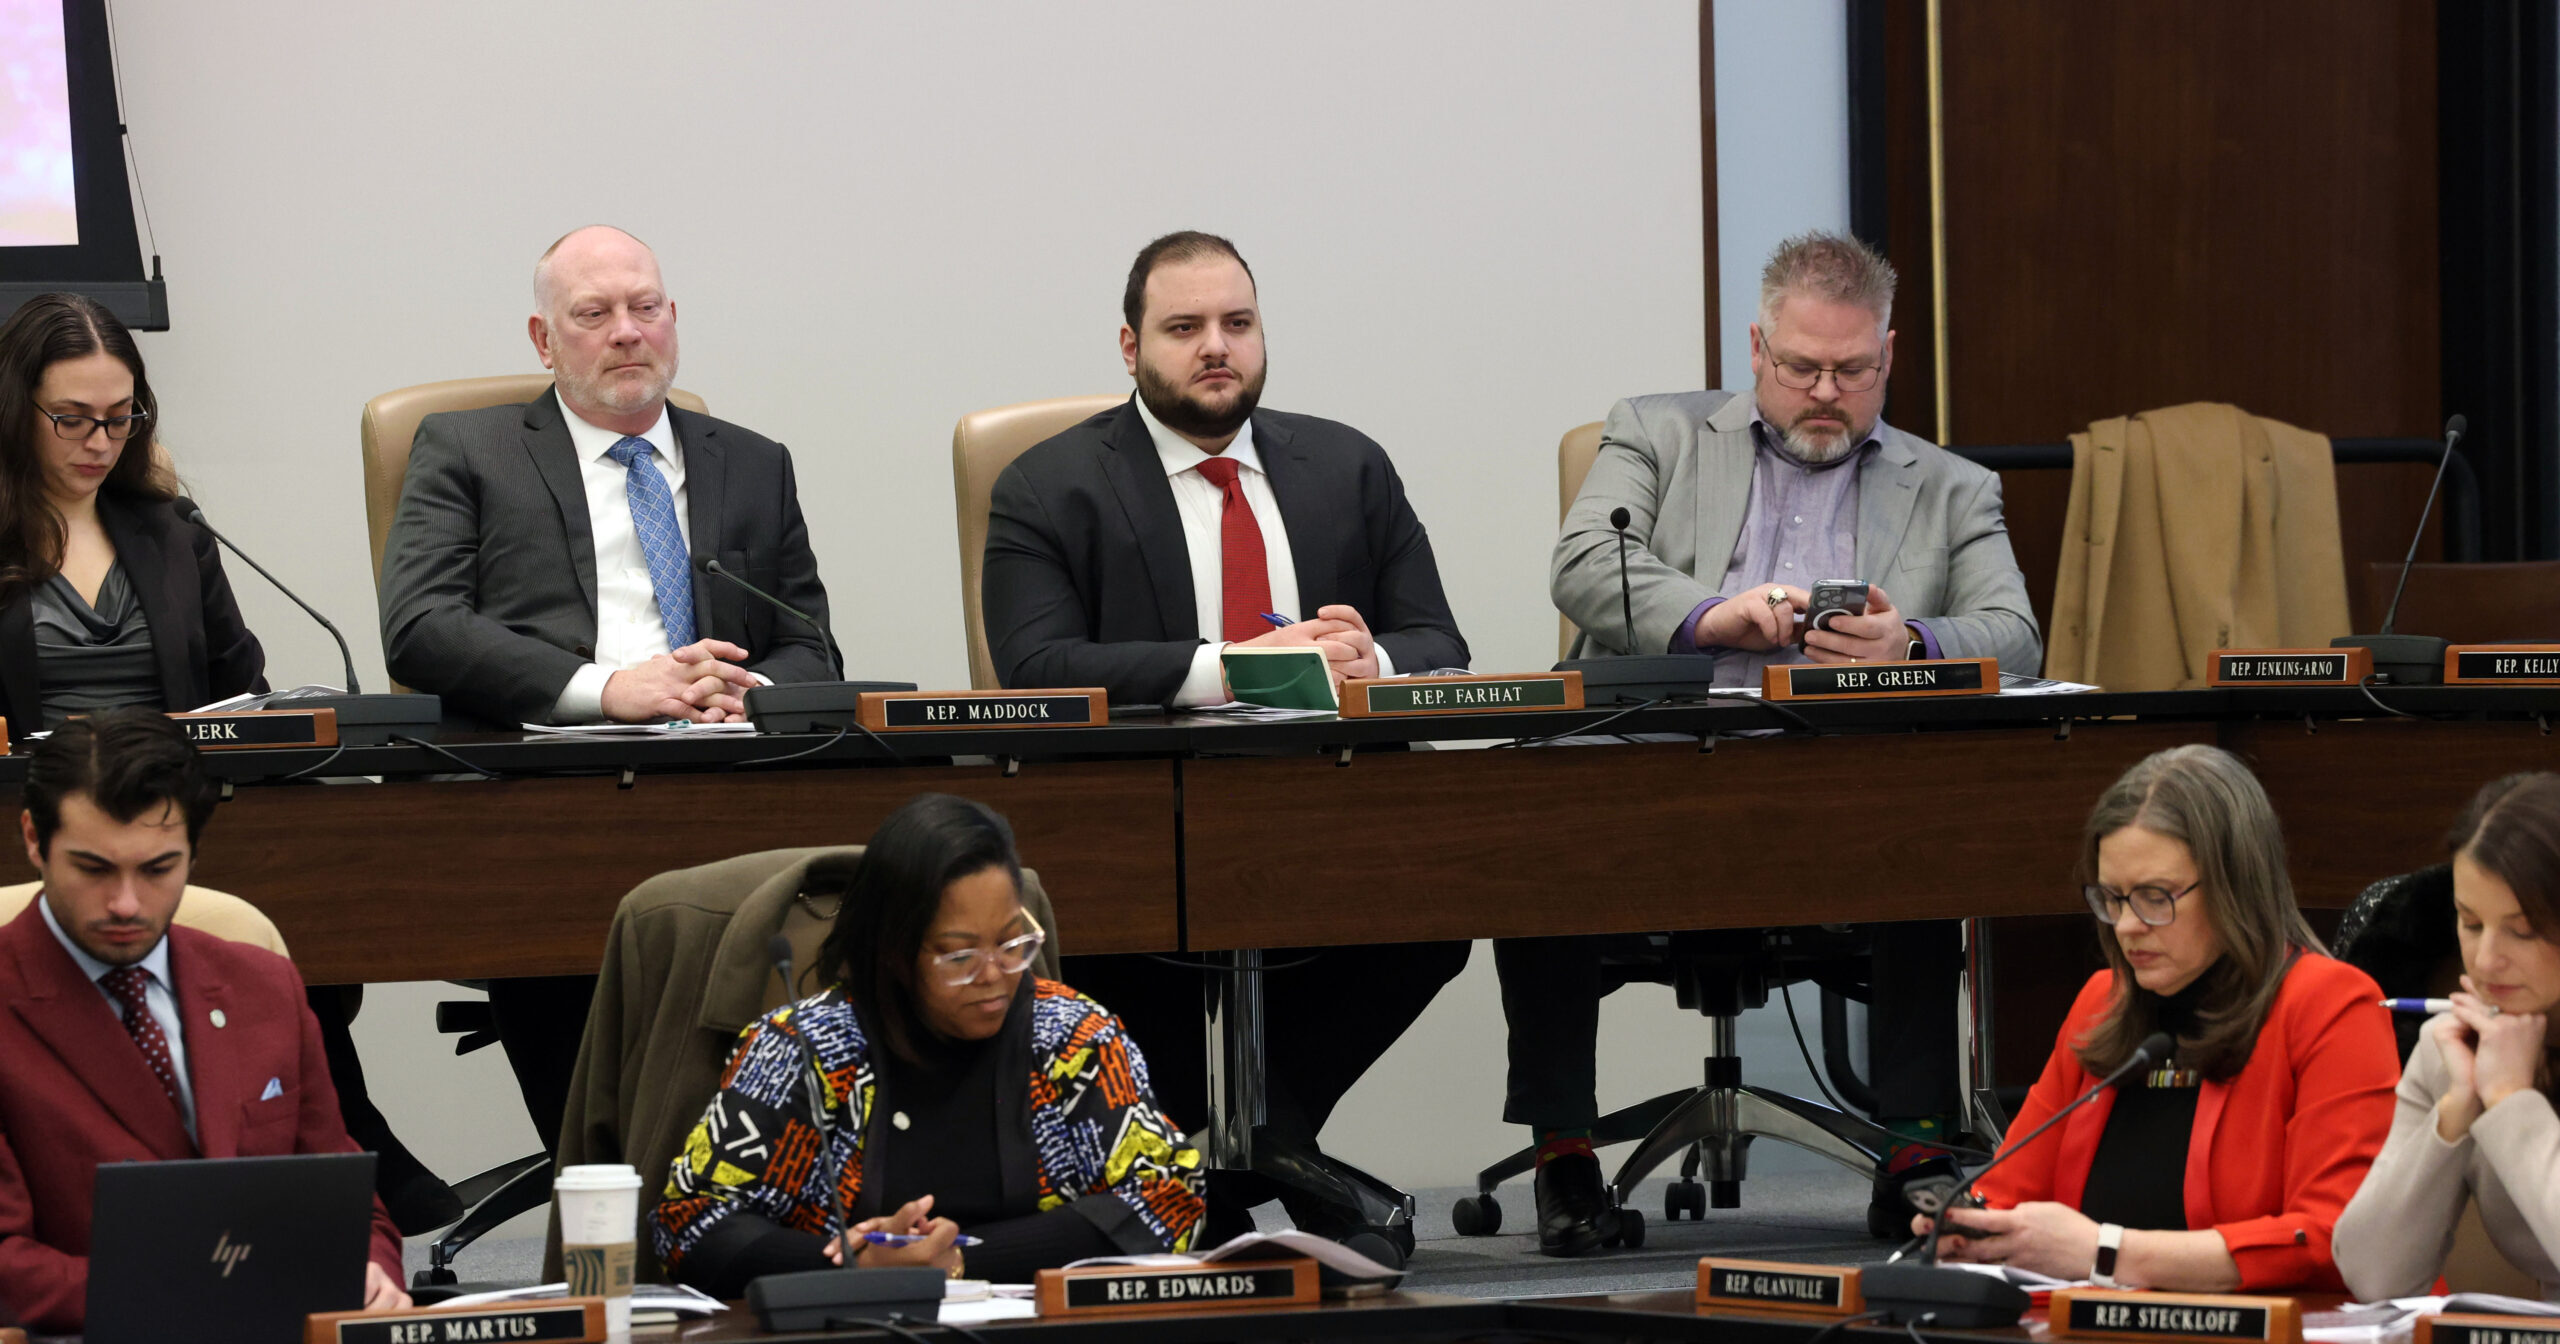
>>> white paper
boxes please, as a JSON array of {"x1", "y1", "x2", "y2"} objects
[
  {"x1": 1997, "y1": 673, "x2": 2102, "y2": 696},
  {"x1": 431, "y1": 1281, "x2": 722, "y2": 1316},
  {"x1": 189, "y1": 684, "x2": 344, "y2": 713},
  {"x1": 1187, "y1": 702, "x2": 1337, "y2": 721},
  {"x1": 517, "y1": 719, "x2": 760, "y2": 736},
  {"x1": 940, "y1": 1297, "x2": 1040, "y2": 1323},
  {"x1": 1066, "y1": 1227, "x2": 1401, "y2": 1280}
]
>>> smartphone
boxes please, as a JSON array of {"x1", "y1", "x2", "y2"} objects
[
  {"x1": 1796, "y1": 579, "x2": 1870, "y2": 646},
  {"x1": 1902, "y1": 1175, "x2": 1990, "y2": 1238}
]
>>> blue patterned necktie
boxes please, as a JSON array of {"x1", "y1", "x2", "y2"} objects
[{"x1": 605, "y1": 436, "x2": 697, "y2": 650}]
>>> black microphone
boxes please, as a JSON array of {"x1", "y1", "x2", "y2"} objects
[
  {"x1": 183, "y1": 502, "x2": 361, "y2": 694},
  {"x1": 1609, "y1": 506, "x2": 1636, "y2": 653},
  {"x1": 2332, "y1": 414, "x2": 2465, "y2": 684},
  {"x1": 693, "y1": 557, "x2": 915, "y2": 733},
  {"x1": 699, "y1": 557, "x2": 842, "y2": 679}
]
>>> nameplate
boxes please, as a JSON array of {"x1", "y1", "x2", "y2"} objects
[
  {"x1": 306, "y1": 1297, "x2": 603, "y2": 1344},
  {"x1": 2050, "y1": 1290, "x2": 2302, "y2": 1344},
  {"x1": 2418, "y1": 1314, "x2": 2560, "y2": 1344},
  {"x1": 1763, "y1": 657, "x2": 1996, "y2": 700},
  {"x1": 2445, "y1": 646, "x2": 2560, "y2": 685},
  {"x1": 854, "y1": 689, "x2": 1107, "y2": 732},
  {"x1": 2, "y1": 1326, "x2": 24, "y2": 1344},
  {"x1": 2209, "y1": 647, "x2": 2372, "y2": 686},
  {"x1": 1034, "y1": 1258, "x2": 1317, "y2": 1317},
  {"x1": 168, "y1": 708, "x2": 339, "y2": 751},
  {"x1": 1338, "y1": 671, "x2": 1583, "y2": 718},
  {"x1": 1695, "y1": 1258, "x2": 1861, "y2": 1314}
]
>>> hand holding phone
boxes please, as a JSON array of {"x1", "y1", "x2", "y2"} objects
[{"x1": 1795, "y1": 579, "x2": 1870, "y2": 647}]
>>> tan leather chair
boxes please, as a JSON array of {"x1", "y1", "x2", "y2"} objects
[
  {"x1": 951, "y1": 395, "x2": 1126, "y2": 689},
  {"x1": 1557, "y1": 421, "x2": 1605, "y2": 659},
  {"x1": 0, "y1": 880, "x2": 287, "y2": 956}
]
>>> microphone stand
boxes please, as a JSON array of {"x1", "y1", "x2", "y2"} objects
[
  {"x1": 693, "y1": 557, "x2": 914, "y2": 733},
  {"x1": 2331, "y1": 414, "x2": 2466, "y2": 684}
]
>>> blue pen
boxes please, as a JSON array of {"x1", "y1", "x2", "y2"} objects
[
  {"x1": 1260, "y1": 612, "x2": 1296, "y2": 628},
  {"x1": 859, "y1": 1230, "x2": 986, "y2": 1248},
  {"x1": 2380, "y1": 998, "x2": 2456, "y2": 1014}
]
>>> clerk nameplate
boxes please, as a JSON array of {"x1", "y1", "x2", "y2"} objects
[
  {"x1": 2446, "y1": 646, "x2": 2560, "y2": 685},
  {"x1": 1339, "y1": 671, "x2": 1582, "y2": 718},
  {"x1": 169, "y1": 708, "x2": 339, "y2": 752},
  {"x1": 2050, "y1": 1290, "x2": 2302, "y2": 1344},
  {"x1": 2417, "y1": 1314, "x2": 2560, "y2": 1344},
  {"x1": 1763, "y1": 657, "x2": 1995, "y2": 701},
  {"x1": 2210, "y1": 647, "x2": 2372, "y2": 686},
  {"x1": 1696, "y1": 1258, "x2": 1861, "y2": 1314},
  {"x1": 855, "y1": 689, "x2": 1106, "y2": 732},
  {"x1": 1035, "y1": 1258, "x2": 1316, "y2": 1317},
  {"x1": 307, "y1": 1298, "x2": 603, "y2": 1344}
]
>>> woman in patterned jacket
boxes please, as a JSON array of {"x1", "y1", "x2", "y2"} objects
[{"x1": 653, "y1": 793, "x2": 1206, "y2": 1293}]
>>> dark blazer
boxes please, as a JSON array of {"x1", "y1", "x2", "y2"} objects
[
  {"x1": 379, "y1": 390, "x2": 834, "y2": 725},
  {"x1": 0, "y1": 491, "x2": 266, "y2": 737},
  {"x1": 982, "y1": 399, "x2": 1469, "y2": 704},
  {"x1": 0, "y1": 902, "x2": 401, "y2": 1331}
]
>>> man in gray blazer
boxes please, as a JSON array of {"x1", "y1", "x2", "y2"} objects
[{"x1": 1508, "y1": 231, "x2": 2040, "y2": 1256}]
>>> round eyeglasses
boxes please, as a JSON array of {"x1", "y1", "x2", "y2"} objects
[
  {"x1": 2082, "y1": 880, "x2": 2201, "y2": 928},
  {"x1": 43, "y1": 409, "x2": 149, "y2": 441},
  {"x1": 1762, "y1": 344, "x2": 1883, "y2": 393},
  {"x1": 929, "y1": 914, "x2": 1046, "y2": 987}
]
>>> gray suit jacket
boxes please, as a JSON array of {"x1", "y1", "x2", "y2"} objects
[
  {"x1": 1551, "y1": 389, "x2": 2041, "y2": 670},
  {"x1": 379, "y1": 391, "x2": 834, "y2": 725}
]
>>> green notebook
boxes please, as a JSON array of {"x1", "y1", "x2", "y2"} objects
[{"x1": 1220, "y1": 646, "x2": 1338, "y2": 710}]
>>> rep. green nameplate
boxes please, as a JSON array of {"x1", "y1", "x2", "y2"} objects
[
  {"x1": 1338, "y1": 671, "x2": 1582, "y2": 718},
  {"x1": 1763, "y1": 657, "x2": 1996, "y2": 701}
]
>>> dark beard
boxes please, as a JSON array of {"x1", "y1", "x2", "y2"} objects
[{"x1": 1136, "y1": 358, "x2": 1264, "y2": 441}]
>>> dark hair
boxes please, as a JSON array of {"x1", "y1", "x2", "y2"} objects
[
  {"x1": 2449, "y1": 772, "x2": 2560, "y2": 936},
  {"x1": 1121, "y1": 231, "x2": 1255, "y2": 332},
  {"x1": 24, "y1": 707, "x2": 217, "y2": 855},
  {"x1": 814, "y1": 793, "x2": 1024, "y2": 1062},
  {"x1": 0, "y1": 293, "x2": 168, "y2": 604},
  {"x1": 2072, "y1": 745, "x2": 2323, "y2": 1080}
]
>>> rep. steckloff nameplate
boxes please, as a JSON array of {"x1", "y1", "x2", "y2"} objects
[
  {"x1": 854, "y1": 689, "x2": 1107, "y2": 731},
  {"x1": 2048, "y1": 1290, "x2": 2303, "y2": 1344},
  {"x1": 1695, "y1": 1258, "x2": 1862, "y2": 1314},
  {"x1": 1762, "y1": 657, "x2": 1996, "y2": 701}
]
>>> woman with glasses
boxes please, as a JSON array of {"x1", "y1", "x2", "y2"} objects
[
  {"x1": 0, "y1": 292, "x2": 262, "y2": 732},
  {"x1": 1918, "y1": 745, "x2": 2397, "y2": 1291},
  {"x1": 2335, "y1": 773, "x2": 2560, "y2": 1299},
  {"x1": 654, "y1": 793, "x2": 1205, "y2": 1294}
]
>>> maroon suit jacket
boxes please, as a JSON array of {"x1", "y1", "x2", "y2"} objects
[{"x1": 0, "y1": 900, "x2": 401, "y2": 1331}]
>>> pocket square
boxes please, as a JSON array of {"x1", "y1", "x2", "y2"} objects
[{"x1": 259, "y1": 1077, "x2": 282, "y2": 1102}]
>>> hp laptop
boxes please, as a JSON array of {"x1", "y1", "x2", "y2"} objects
[{"x1": 86, "y1": 1152, "x2": 376, "y2": 1344}]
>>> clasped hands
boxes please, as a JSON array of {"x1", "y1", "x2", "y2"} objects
[
  {"x1": 2433, "y1": 976, "x2": 2552, "y2": 1141},
  {"x1": 820, "y1": 1193, "x2": 964, "y2": 1273},
  {"x1": 1224, "y1": 603, "x2": 1380, "y2": 689},
  {"x1": 1696, "y1": 583, "x2": 1914, "y2": 663},
  {"x1": 600, "y1": 639, "x2": 761, "y2": 722}
]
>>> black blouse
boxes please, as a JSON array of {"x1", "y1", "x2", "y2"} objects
[{"x1": 2078, "y1": 980, "x2": 2208, "y2": 1232}]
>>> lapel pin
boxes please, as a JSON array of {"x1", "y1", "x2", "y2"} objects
[{"x1": 209, "y1": 1009, "x2": 227, "y2": 1029}]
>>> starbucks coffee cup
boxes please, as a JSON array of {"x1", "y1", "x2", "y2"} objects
[{"x1": 555, "y1": 1163, "x2": 643, "y2": 1337}]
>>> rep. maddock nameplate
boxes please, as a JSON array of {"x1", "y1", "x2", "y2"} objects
[
  {"x1": 1763, "y1": 657, "x2": 1996, "y2": 701},
  {"x1": 855, "y1": 688, "x2": 1107, "y2": 732},
  {"x1": 1695, "y1": 1258, "x2": 1861, "y2": 1314},
  {"x1": 2050, "y1": 1289, "x2": 2302, "y2": 1344}
]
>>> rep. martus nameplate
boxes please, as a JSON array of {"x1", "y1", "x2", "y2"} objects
[
  {"x1": 1763, "y1": 657, "x2": 1996, "y2": 700},
  {"x1": 1034, "y1": 1258, "x2": 1317, "y2": 1317},
  {"x1": 2049, "y1": 1289, "x2": 2303, "y2": 1344},
  {"x1": 1695, "y1": 1258, "x2": 1861, "y2": 1314},
  {"x1": 168, "y1": 708, "x2": 339, "y2": 751},
  {"x1": 2418, "y1": 1314, "x2": 2560, "y2": 1344},
  {"x1": 1338, "y1": 671, "x2": 1582, "y2": 718},
  {"x1": 854, "y1": 688, "x2": 1107, "y2": 732},
  {"x1": 2446, "y1": 645, "x2": 2560, "y2": 685},
  {"x1": 306, "y1": 1297, "x2": 603, "y2": 1344},
  {"x1": 2209, "y1": 647, "x2": 2373, "y2": 686}
]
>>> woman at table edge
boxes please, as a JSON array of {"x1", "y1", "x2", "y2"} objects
[
  {"x1": 2334, "y1": 772, "x2": 2560, "y2": 1300},
  {"x1": 652, "y1": 792, "x2": 1207, "y2": 1296},
  {"x1": 1918, "y1": 743, "x2": 2398, "y2": 1292}
]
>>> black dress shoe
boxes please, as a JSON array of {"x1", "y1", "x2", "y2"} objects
[{"x1": 1534, "y1": 1152, "x2": 1619, "y2": 1257}]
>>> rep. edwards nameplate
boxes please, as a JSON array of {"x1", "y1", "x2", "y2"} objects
[
  {"x1": 1337, "y1": 671, "x2": 1583, "y2": 718},
  {"x1": 2418, "y1": 1314, "x2": 2560, "y2": 1344},
  {"x1": 854, "y1": 688, "x2": 1107, "y2": 732},
  {"x1": 305, "y1": 1297, "x2": 603, "y2": 1344},
  {"x1": 1034, "y1": 1257, "x2": 1317, "y2": 1318},
  {"x1": 2049, "y1": 1290, "x2": 2303, "y2": 1344},
  {"x1": 2445, "y1": 645, "x2": 2560, "y2": 685},
  {"x1": 2209, "y1": 647, "x2": 2373, "y2": 686},
  {"x1": 1695, "y1": 1258, "x2": 1862, "y2": 1314},
  {"x1": 1762, "y1": 657, "x2": 1997, "y2": 701}
]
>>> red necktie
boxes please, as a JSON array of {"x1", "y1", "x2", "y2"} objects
[
  {"x1": 1193, "y1": 456, "x2": 1271, "y2": 642},
  {"x1": 100, "y1": 964, "x2": 185, "y2": 1113}
]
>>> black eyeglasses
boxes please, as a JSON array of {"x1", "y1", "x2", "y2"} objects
[
  {"x1": 1762, "y1": 342, "x2": 1883, "y2": 393},
  {"x1": 2082, "y1": 880, "x2": 2201, "y2": 928},
  {"x1": 43, "y1": 409, "x2": 149, "y2": 442}
]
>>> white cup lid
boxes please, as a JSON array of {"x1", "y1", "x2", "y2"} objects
[{"x1": 554, "y1": 1163, "x2": 643, "y2": 1191}]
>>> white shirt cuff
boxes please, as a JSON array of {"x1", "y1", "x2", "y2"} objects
[
  {"x1": 554, "y1": 663, "x2": 614, "y2": 724},
  {"x1": 1372, "y1": 640, "x2": 1397, "y2": 680},
  {"x1": 1174, "y1": 642, "x2": 1230, "y2": 708}
]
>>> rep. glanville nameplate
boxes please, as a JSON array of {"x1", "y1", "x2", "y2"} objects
[
  {"x1": 854, "y1": 688, "x2": 1106, "y2": 732},
  {"x1": 2445, "y1": 645, "x2": 2560, "y2": 685},
  {"x1": 167, "y1": 708, "x2": 339, "y2": 751},
  {"x1": 1695, "y1": 1258, "x2": 1861, "y2": 1314},
  {"x1": 1762, "y1": 657, "x2": 1996, "y2": 701},
  {"x1": 2049, "y1": 1289, "x2": 2303, "y2": 1344},
  {"x1": 2418, "y1": 1314, "x2": 2560, "y2": 1344},
  {"x1": 1034, "y1": 1257, "x2": 1317, "y2": 1317},
  {"x1": 1337, "y1": 671, "x2": 1582, "y2": 718},
  {"x1": 306, "y1": 1297, "x2": 603, "y2": 1344},
  {"x1": 2209, "y1": 647, "x2": 2373, "y2": 686}
]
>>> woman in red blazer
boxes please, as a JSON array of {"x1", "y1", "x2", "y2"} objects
[{"x1": 1921, "y1": 745, "x2": 2399, "y2": 1292}]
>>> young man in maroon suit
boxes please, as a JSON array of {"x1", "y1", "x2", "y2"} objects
[{"x1": 0, "y1": 709, "x2": 407, "y2": 1331}]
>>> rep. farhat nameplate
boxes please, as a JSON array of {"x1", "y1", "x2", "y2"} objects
[
  {"x1": 1338, "y1": 671, "x2": 1582, "y2": 718},
  {"x1": 1763, "y1": 657, "x2": 1996, "y2": 701},
  {"x1": 855, "y1": 689, "x2": 1107, "y2": 732},
  {"x1": 1696, "y1": 1258, "x2": 1862, "y2": 1314},
  {"x1": 2209, "y1": 647, "x2": 2373, "y2": 686},
  {"x1": 1035, "y1": 1258, "x2": 1317, "y2": 1318},
  {"x1": 306, "y1": 1297, "x2": 603, "y2": 1344},
  {"x1": 2445, "y1": 645, "x2": 2560, "y2": 685},
  {"x1": 2418, "y1": 1314, "x2": 2560, "y2": 1344},
  {"x1": 2049, "y1": 1289, "x2": 2303, "y2": 1344},
  {"x1": 167, "y1": 708, "x2": 339, "y2": 752}
]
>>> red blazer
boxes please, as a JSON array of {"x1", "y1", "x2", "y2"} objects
[
  {"x1": 1974, "y1": 953, "x2": 2398, "y2": 1291},
  {"x1": 0, "y1": 900, "x2": 401, "y2": 1331}
]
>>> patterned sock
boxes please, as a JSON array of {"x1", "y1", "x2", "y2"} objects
[{"x1": 1534, "y1": 1127, "x2": 1595, "y2": 1166}]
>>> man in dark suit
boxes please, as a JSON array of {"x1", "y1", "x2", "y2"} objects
[
  {"x1": 0, "y1": 710, "x2": 406, "y2": 1332},
  {"x1": 981, "y1": 231, "x2": 1470, "y2": 1241},
  {"x1": 377, "y1": 225, "x2": 836, "y2": 1149}
]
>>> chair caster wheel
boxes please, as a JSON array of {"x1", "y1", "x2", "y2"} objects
[
  {"x1": 1616, "y1": 1207, "x2": 1647, "y2": 1248},
  {"x1": 1666, "y1": 1179, "x2": 1707, "y2": 1221},
  {"x1": 1450, "y1": 1193, "x2": 1502, "y2": 1237}
]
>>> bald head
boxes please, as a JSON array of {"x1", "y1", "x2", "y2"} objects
[
  {"x1": 533, "y1": 225, "x2": 659, "y2": 315},
  {"x1": 527, "y1": 225, "x2": 679, "y2": 434}
]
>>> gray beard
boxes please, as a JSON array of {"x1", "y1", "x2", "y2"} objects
[{"x1": 1781, "y1": 419, "x2": 1860, "y2": 463}]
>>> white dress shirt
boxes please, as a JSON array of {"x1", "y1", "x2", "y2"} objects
[
  {"x1": 41, "y1": 893, "x2": 196, "y2": 1142},
  {"x1": 553, "y1": 391, "x2": 690, "y2": 723},
  {"x1": 1133, "y1": 395, "x2": 1394, "y2": 706}
]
